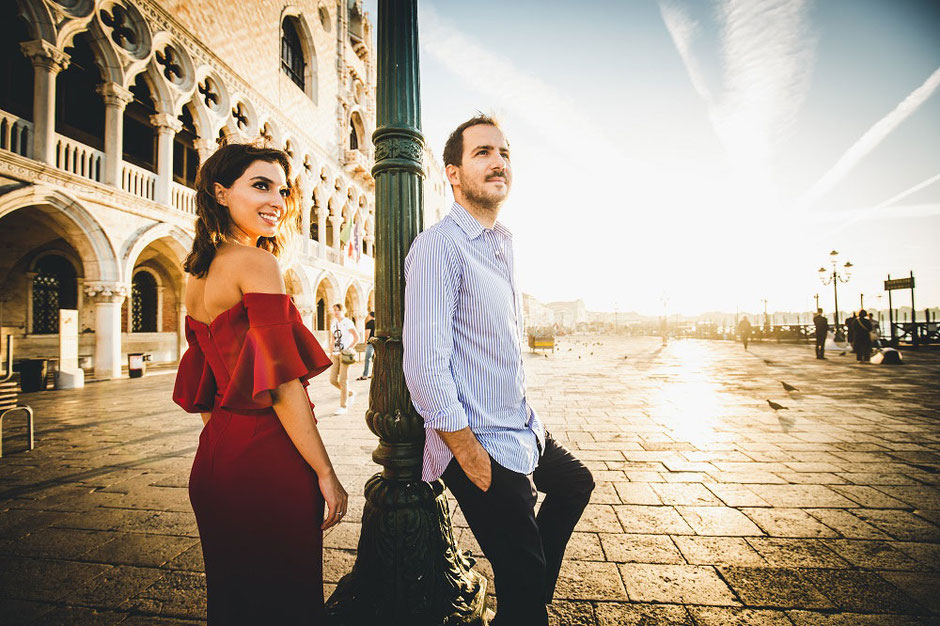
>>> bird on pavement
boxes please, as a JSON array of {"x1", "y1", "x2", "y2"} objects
[
  {"x1": 763, "y1": 359, "x2": 774, "y2": 366},
  {"x1": 839, "y1": 351, "x2": 846, "y2": 356},
  {"x1": 767, "y1": 400, "x2": 788, "y2": 411},
  {"x1": 781, "y1": 381, "x2": 799, "y2": 393}
]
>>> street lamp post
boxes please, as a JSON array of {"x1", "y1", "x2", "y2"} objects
[
  {"x1": 818, "y1": 250, "x2": 852, "y2": 329},
  {"x1": 325, "y1": 2, "x2": 487, "y2": 624}
]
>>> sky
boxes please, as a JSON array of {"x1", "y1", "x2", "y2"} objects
[{"x1": 362, "y1": 0, "x2": 940, "y2": 317}]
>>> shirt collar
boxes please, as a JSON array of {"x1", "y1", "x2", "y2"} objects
[{"x1": 449, "y1": 201, "x2": 513, "y2": 240}]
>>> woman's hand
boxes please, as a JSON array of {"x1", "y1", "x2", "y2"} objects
[{"x1": 320, "y1": 469, "x2": 349, "y2": 530}]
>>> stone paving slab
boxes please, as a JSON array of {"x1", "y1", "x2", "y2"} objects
[{"x1": 1, "y1": 335, "x2": 939, "y2": 624}]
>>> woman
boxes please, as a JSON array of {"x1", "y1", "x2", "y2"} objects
[
  {"x1": 172, "y1": 143, "x2": 347, "y2": 623},
  {"x1": 328, "y1": 302, "x2": 359, "y2": 415}
]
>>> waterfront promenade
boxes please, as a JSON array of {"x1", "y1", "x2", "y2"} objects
[{"x1": 1, "y1": 335, "x2": 938, "y2": 624}]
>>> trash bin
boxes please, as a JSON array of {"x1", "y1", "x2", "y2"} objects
[
  {"x1": 128, "y1": 353, "x2": 146, "y2": 378},
  {"x1": 18, "y1": 359, "x2": 48, "y2": 392}
]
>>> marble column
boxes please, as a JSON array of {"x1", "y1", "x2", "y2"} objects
[
  {"x1": 317, "y1": 204, "x2": 328, "y2": 248},
  {"x1": 150, "y1": 113, "x2": 183, "y2": 205},
  {"x1": 330, "y1": 214, "x2": 342, "y2": 250},
  {"x1": 85, "y1": 282, "x2": 128, "y2": 380},
  {"x1": 97, "y1": 82, "x2": 134, "y2": 187},
  {"x1": 194, "y1": 137, "x2": 216, "y2": 164},
  {"x1": 19, "y1": 40, "x2": 70, "y2": 165}
]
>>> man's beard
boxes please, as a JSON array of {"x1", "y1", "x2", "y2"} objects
[{"x1": 460, "y1": 173, "x2": 508, "y2": 211}]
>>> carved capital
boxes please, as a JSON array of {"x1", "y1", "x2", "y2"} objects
[
  {"x1": 149, "y1": 113, "x2": 184, "y2": 133},
  {"x1": 20, "y1": 40, "x2": 70, "y2": 73},
  {"x1": 96, "y1": 82, "x2": 134, "y2": 108},
  {"x1": 84, "y1": 282, "x2": 129, "y2": 303}
]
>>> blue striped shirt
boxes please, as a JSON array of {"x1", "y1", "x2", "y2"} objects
[{"x1": 404, "y1": 202, "x2": 545, "y2": 482}]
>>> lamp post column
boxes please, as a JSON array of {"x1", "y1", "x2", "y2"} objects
[{"x1": 325, "y1": 1, "x2": 487, "y2": 624}]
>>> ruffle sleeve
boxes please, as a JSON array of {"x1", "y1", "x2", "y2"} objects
[
  {"x1": 219, "y1": 293, "x2": 332, "y2": 411},
  {"x1": 173, "y1": 320, "x2": 217, "y2": 413}
]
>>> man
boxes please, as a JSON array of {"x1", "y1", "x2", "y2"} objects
[
  {"x1": 356, "y1": 311, "x2": 375, "y2": 381},
  {"x1": 737, "y1": 316, "x2": 752, "y2": 350},
  {"x1": 403, "y1": 115, "x2": 594, "y2": 626},
  {"x1": 813, "y1": 308, "x2": 829, "y2": 359}
]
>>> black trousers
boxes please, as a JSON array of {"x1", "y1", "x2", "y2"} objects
[
  {"x1": 815, "y1": 335, "x2": 826, "y2": 358},
  {"x1": 442, "y1": 433, "x2": 594, "y2": 626}
]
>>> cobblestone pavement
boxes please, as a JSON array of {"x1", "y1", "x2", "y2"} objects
[{"x1": 2, "y1": 335, "x2": 939, "y2": 624}]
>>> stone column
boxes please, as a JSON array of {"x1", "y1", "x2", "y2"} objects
[
  {"x1": 150, "y1": 113, "x2": 183, "y2": 206},
  {"x1": 19, "y1": 40, "x2": 70, "y2": 165},
  {"x1": 194, "y1": 137, "x2": 216, "y2": 164},
  {"x1": 330, "y1": 214, "x2": 342, "y2": 250},
  {"x1": 97, "y1": 82, "x2": 134, "y2": 187},
  {"x1": 317, "y1": 203, "x2": 328, "y2": 247},
  {"x1": 298, "y1": 178, "x2": 313, "y2": 253},
  {"x1": 85, "y1": 282, "x2": 128, "y2": 380},
  {"x1": 325, "y1": 1, "x2": 487, "y2": 622}
]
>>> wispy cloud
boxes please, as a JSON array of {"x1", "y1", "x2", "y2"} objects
[
  {"x1": 660, "y1": 0, "x2": 816, "y2": 192},
  {"x1": 797, "y1": 66, "x2": 940, "y2": 211},
  {"x1": 826, "y1": 171, "x2": 940, "y2": 232},
  {"x1": 419, "y1": 4, "x2": 620, "y2": 167}
]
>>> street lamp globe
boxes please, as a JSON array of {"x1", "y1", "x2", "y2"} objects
[{"x1": 843, "y1": 261, "x2": 853, "y2": 279}]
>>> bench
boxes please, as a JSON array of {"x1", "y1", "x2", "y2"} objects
[{"x1": 1, "y1": 336, "x2": 34, "y2": 458}]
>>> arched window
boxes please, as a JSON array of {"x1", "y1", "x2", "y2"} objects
[
  {"x1": 32, "y1": 255, "x2": 77, "y2": 335},
  {"x1": 316, "y1": 298, "x2": 325, "y2": 331},
  {"x1": 349, "y1": 124, "x2": 359, "y2": 150},
  {"x1": 132, "y1": 271, "x2": 158, "y2": 332},
  {"x1": 123, "y1": 73, "x2": 158, "y2": 172},
  {"x1": 173, "y1": 105, "x2": 199, "y2": 187},
  {"x1": 57, "y1": 34, "x2": 105, "y2": 151},
  {"x1": 0, "y1": 11, "x2": 33, "y2": 122},
  {"x1": 281, "y1": 18, "x2": 305, "y2": 91}
]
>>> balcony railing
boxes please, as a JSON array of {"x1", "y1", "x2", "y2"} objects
[
  {"x1": 121, "y1": 162, "x2": 157, "y2": 201},
  {"x1": 0, "y1": 111, "x2": 32, "y2": 158},
  {"x1": 55, "y1": 134, "x2": 103, "y2": 182},
  {"x1": 170, "y1": 181, "x2": 197, "y2": 214}
]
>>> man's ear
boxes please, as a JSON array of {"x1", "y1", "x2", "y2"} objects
[
  {"x1": 444, "y1": 163, "x2": 461, "y2": 188},
  {"x1": 213, "y1": 182, "x2": 228, "y2": 207}
]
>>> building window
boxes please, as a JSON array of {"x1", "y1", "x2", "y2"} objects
[
  {"x1": 173, "y1": 105, "x2": 199, "y2": 188},
  {"x1": 281, "y1": 18, "x2": 305, "y2": 91},
  {"x1": 32, "y1": 255, "x2": 77, "y2": 335},
  {"x1": 132, "y1": 271, "x2": 158, "y2": 332},
  {"x1": 123, "y1": 73, "x2": 158, "y2": 172},
  {"x1": 349, "y1": 125, "x2": 359, "y2": 150}
]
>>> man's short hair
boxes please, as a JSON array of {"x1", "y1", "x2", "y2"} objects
[
  {"x1": 333, "y1": 303, "x2": 344, "y2": 312},
  {"x1": 442, "y1": 114, "x2": 502, "y2": 168}
]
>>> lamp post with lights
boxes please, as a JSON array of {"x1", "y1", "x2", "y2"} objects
[{"x1": 818, "y1": 250, "x2": 852, "y2": 339}]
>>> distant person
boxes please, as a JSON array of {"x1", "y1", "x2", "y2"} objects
[
  {"x1": 329, "y1": 303, "x2": 360, "y2": 414},
  {"x1": 813, "y1": 309, "x2": 829, "y2": 359},
  {"x1": 403, "y1": 115, "x2": 594, "y2": 626},
  {"x1": 737, "y1": 316, "x2": 753, "y2": 350},
  {"x1": 356, "y1": 311, "x2": 375, "y2": 381},
  {"x1": 854, "y1": 309, "x2": 873, "y2": 362},
  {"x1": 846, "y1": 312, "x2": 859, "y2": 353},
  {"x1": 660, "y1": 316, "x2": 668, "y2": 346}
]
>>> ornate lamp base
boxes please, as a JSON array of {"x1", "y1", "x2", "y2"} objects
[{"x1": 325, "y1": 475, "x2": 488, "y2": 626}]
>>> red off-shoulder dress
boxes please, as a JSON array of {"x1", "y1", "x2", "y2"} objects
[{"x1": 173, "y1": 293, "x2": 332, "y2": 623}]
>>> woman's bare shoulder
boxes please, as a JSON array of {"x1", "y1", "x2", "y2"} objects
[{"x1": 220, "y1": 245, "x2": 285, "y2": 294}]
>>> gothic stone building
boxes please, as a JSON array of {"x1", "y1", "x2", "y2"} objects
[{"x1": 0, "y1": 0, "x2": 447, "y2": 380}]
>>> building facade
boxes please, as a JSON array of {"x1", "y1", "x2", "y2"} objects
[{"x1": 0, "y1": 0, "x2": 445, "y2": 380}]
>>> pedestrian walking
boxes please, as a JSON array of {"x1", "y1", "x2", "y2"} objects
[
  {"x1": 737, "y1": 316, "x2": 752, "y2": 350},
  {"x1": 172, "y1": 143, "x2": 346, "y2": 623},
  {"x1": 356, "y1": 311, "x2": 375, "y2": 381},
  {"x1": 403, "y1": 115, "x2": 594, "y2": 626},
  {"x1": 329, "y1": 303, "x2": 360, "y2": 414},
  {"x1": 854, "y1": 309, "x2": 873, "y2": 362},
  {"x1": 813, "y1": 308, "x2": 829, "y2": 359}
]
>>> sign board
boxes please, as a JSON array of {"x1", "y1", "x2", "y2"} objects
[
  {"x1": 58, "y1": 309, "x2": 78, "y2": 370},
  {"x1": 884, "y1": 277, "x2": 914, "y2": 291}
]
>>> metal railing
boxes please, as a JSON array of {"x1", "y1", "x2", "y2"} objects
[
  {"x1": 170, "y1": 181, "x2": 196, "y2": 214},
  {"x1": 0, "y1": 111, "x2": 32, "y2": 158},
  {"x1": 55, "y1": 134, "x2": 104, "y2": 182},
  {"x1": 121, "y1": 162, "x2": 157, "y2": 201}
]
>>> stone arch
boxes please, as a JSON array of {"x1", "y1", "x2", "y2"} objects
[
  {"x1": 120, "y1": 222, "x2": 191, "y2": 285},
  {"x1": 61, "y1": 12, "x2": 124, "y2": 85},
  {"x1": 128, "y1": 265, "x2": 161, "y2": 333},
  {"x1": 280, "y1": 6, "x2": 318, "y2": 104},
  {"x1": 126, "y1": 61, "x2": 174, "y2": 117},
  {"x1": 0, "y1": 185, "x2": 119, "y2": 283},
  {"x1": 349, "y1": 109, "x2": 366, "y2": 151},
  {"x1": 314, "y1": 271, "x2": 340, "y2": 331},
  {"x1": 284, "y1": 264, "x2": 313, "y2": 302},
  {"x1": 344, "y1": 280, "x2": 365, "y2": 321},
  {"x1": 13, "y1": 0, "x2": 57, "y2": 42}
]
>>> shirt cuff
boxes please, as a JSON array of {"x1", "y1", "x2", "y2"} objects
[{"x1": 424, "y1": 402, "x2": 470, "y2": 432}]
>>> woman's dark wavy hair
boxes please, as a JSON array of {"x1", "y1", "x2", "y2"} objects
[{"x1": 183, "y1": 143, "x2": 299, "y2": 277}]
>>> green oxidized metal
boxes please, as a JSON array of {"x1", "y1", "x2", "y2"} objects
[{"x1": 324, "y1": 1, "x2": 487, "y2": 624}]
